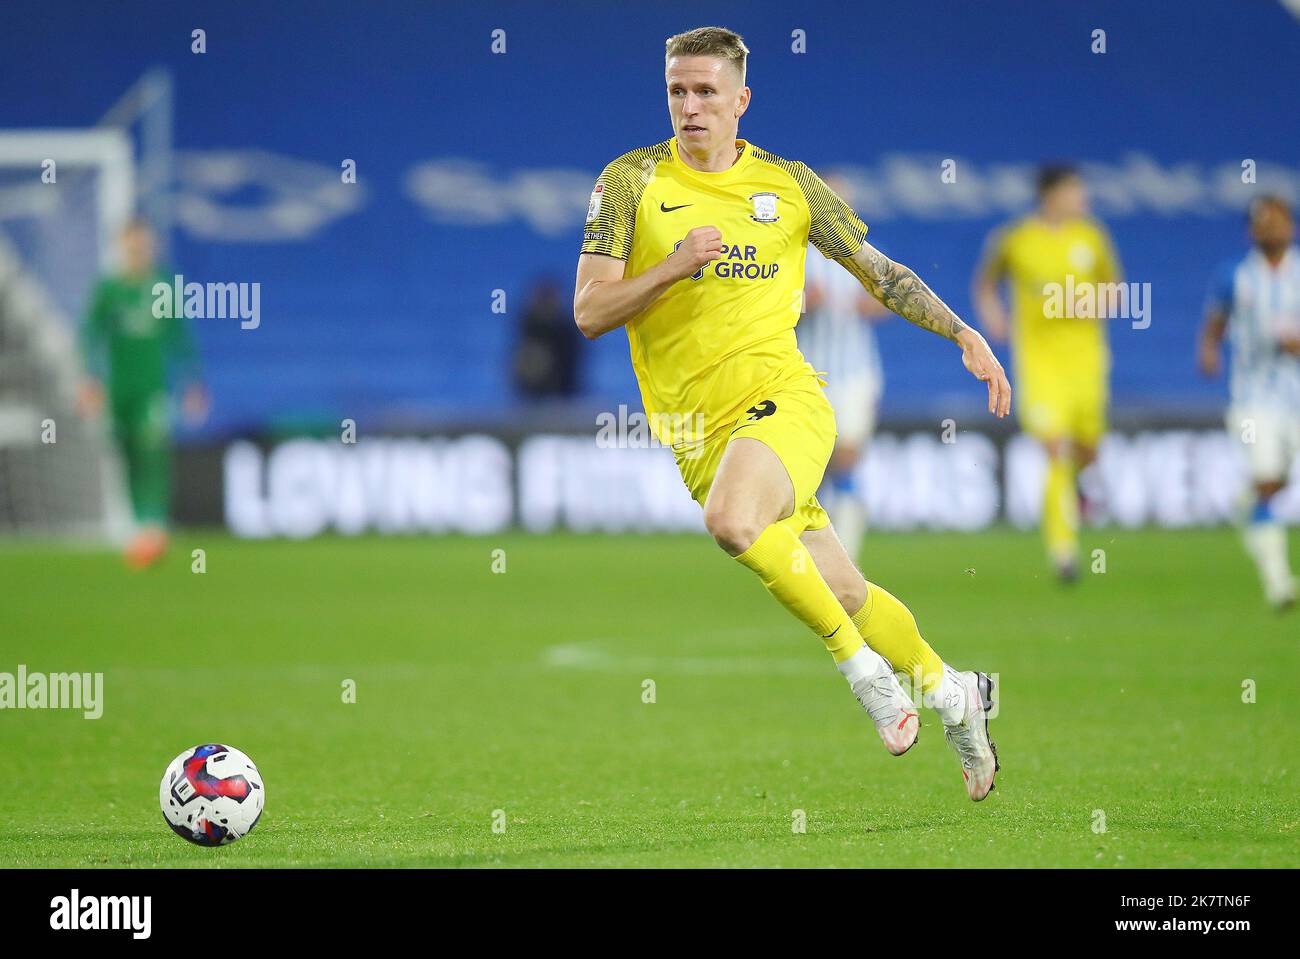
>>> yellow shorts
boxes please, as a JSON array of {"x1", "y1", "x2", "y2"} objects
[
  {"x1": 1017, "y1": 362, "x2": 1108, "y2": 448},
  {"x1": 673, "y1": 373, "x2": 836, "y2": 537}
]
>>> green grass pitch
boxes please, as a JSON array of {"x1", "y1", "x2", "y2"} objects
[{"x1": 0, "y1": 527, "x2": 1296, "y2": 868}]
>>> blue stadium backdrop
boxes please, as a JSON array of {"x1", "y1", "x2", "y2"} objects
[{"x1": 2, "y1": 0, "x2": 1298, "y2": 534}]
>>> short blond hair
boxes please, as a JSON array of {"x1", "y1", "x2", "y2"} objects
[{"x1": 665, "y1": 26, "x2": 748, "y2": 84}]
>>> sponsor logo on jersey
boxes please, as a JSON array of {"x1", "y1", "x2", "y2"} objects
[
  {"x1": 713, "y1": 243, "x2": 780, "y2": 280},
  {"x1": 669, "y1": 238, "x2": 782, "y2": 281},
  {"x1": 669, "y1": 237, "x2": 782, "y2": 281}
]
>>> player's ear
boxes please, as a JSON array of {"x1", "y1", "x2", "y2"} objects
[{"x1": 736, "y1": 86, "x2": 751, "y2": 118}]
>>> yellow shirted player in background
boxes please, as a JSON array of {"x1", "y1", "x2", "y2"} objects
[
  {"x1": 973, "y1": 165, "x2": 1122, "y2": 581},
  {"x1": 574, "y1": 26, "x2": 1009, "y2": 800}
]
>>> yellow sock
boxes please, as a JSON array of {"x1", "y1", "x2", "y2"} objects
[
  {"x1": 734, "y1": 523, "x2": 866, "y2": 663},
  {"x1": 1043, "y1": 456, "x2": 1079, "y2": 563},
  {"x1": 850, "y1": 582, "x2": 944, "y2": 694}
]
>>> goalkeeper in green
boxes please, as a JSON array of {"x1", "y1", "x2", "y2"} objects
[{"x1": 78, "y1": 218, "x2": 208, "y2": 568}]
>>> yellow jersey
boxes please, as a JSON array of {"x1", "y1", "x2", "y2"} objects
[
  {"x1": 981, "y1": 215, "x2": 1121, "y2": 376},
  {"x1": 581, "y1": 136, "x2": 868, "y2": 443}
]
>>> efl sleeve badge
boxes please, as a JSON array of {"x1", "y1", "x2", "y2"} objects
[{"x1": 586, "y1": 182, "x2": 605, "y2": 224}]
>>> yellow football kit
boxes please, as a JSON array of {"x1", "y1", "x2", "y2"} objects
[
  {"x1": 981, "y1": 216, "x2": 1121, "y2": 446},
  {"x1": 581, "y1": 136, "x2": 868, "y2": 536},
  {"x1": 579, "y1": 136, "x2": 946, "y2": 692},
  {"x1": 981, "y1": 215, "x2": 1122, "y2": 567}
]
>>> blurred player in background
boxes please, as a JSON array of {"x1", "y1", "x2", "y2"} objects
[
  {"x1": 1199, "y1": 195, "x2": 1300, "y2": 610},
  {"x1": 973, "y1": 164, "x2": 1122, "y2": 582},
  {"x1": 800, "y1": 197, "x2": 888, "y2": 561},
  {"x1": 575, "y1": 26, "x2": 1009, "y2": 799},
  {"x1": 77, "y1": 218, "x2": 207, "y2": 568},
  {"x1": 512, "y1": 275, "x2": 583, "y2": 400}
]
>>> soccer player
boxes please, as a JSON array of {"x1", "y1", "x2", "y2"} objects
[
  {"x1": 78, "y1": 218, "x2": 207, "y2": 568},
  {"x1": 973, "y1": 164, "x2": 1122, "y2": 581},
  {"x1": 800, "y1": 191, "x2": 889, "y2": 562},
  {"x1": 1199, "y1": 195, "x2": 1300, "y2": 610},
  {"x1": 574, "y1": 27, "x2": 1008, "y2": 800}
]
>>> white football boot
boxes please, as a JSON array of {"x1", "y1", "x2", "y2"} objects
[
  {"x1": 942, "y1": 670, "x2": 999, "y2": 801},
  {"x1": 850, "y1": 666, "x2": 920, "y2": 756},
  {"x1": 1264, "y1": 573, "x2": 1297, "y2": 612}
]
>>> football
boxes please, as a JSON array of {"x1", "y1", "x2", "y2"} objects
[{"x1": 159, "y1": 744, "x2": 265, "y2": 846}]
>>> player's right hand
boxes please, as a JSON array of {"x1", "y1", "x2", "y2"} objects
[
  {"x1": 666, "y1": 226, "x2": 724, "y2": 281},
  {"x1": 76, "y1": 379, "x2": 105, "y2": 418}
]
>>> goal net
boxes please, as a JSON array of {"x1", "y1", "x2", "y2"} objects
[{"x1": 0, "y1": 128, "x2": 135, "y2": 540}]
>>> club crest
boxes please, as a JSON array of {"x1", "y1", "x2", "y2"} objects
[{"x1": 750, "y1": 192, "x2": 780, "y2": 223}]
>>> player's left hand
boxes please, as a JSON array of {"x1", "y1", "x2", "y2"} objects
[{"x1": 957, "y1": 328, "x2": 1011, "y2": 418}]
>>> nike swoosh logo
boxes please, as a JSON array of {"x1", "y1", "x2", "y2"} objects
[
  {"x1": 659, "y1": 202, "x2": 692, "y2": 212},
  {"x1": 821, "y1": 625, "x2": 841, "y2": 640}
]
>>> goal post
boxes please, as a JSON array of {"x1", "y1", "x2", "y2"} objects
[{"x1": 0, "y1": 126, "x2": 135, "y2": 541}]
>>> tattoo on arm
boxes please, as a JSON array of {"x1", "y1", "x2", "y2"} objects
[{"x1": 839, "y1": 242, "x2": 970, "y2": 342}]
